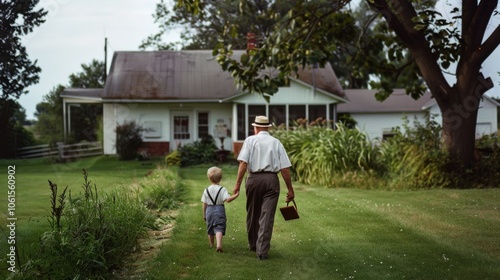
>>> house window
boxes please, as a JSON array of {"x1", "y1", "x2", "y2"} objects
[
  {"x1": 382, "y1": 128, "x2": 396, "y2": 141},
  {"x1": 173, "y1": 116, "x2": 190, "y2": 139},
  {"x1": 198, "y1": 112, "x2": 209, "y2": 139},
  {"x1": 382, "y1": 131, "x2": 396, "y2": 141},
  {"x1": 329, "y1": 103, "x2": 336, "y2": 124},
  {"x1": 237, "y1": 104, "x2": 245, "y2": 140},
  {"x1": 269, "y1": 105, "x2": 286, "y2": 127},
  {"x1": 289, "y1": 105, "x2": 306, "y2": 126},
  {"x1": 309, "y1": 105, "x2": 327, "y2": 125}
]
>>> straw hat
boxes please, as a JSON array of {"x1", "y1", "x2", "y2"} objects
[{"x1": 251, "y1": 116, "x2": 272, "y2": 127}]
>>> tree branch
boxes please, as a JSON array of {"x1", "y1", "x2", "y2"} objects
[
  {"x1": 462, "y1": 0, "x2": 477, "y2": 32},
  {"x1": 469, "y1": 0, "x2": 498, "y2": 49},
  {"x1": 478, "y1": 24, "x2": 500, "y2": 63}
]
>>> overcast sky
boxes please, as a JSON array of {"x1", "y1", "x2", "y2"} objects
[
  {"x1": 20, "y1": 0, "x2": 171, "y2": 119},
  {"x1": 20, "y1": 0, "x2": 500, "y2": 119}
]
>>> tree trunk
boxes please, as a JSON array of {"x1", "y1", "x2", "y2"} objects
[
  {"x1": 367, "y1": 0, "x2": 498, "y2": 170},
  {"x1": 440, "y1": 95, "x2": 479, "y2": 170}
]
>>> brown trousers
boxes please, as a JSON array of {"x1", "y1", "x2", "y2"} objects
[{"x1": 245, "y1": 172, "x2": 280, "y2": 257}]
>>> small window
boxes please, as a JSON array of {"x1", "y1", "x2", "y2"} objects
[
  {"x1": 174, "y1": 116, "x2": 190, "y2": 139},
  {"x1": 198, "y1": 112, "x2": 209, "y2": 139},
  {"x1": 248, "y1": 105, "x2": 266, "y2": 135},
  {"x1": 382, "y1": 131, "x2": 396, "y2": 141},
  {"x1": 308, "y1": 105, "x2": 327, "y2": 125},
  {"x1": 289, "y1": 105, "x2": 306, "y2": 126},
  {"x1": 237, "y1": 104, "x2": 246, "y2": 140}
]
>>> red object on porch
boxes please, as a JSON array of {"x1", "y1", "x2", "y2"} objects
[{"x1": 232, "y1": 141, "x2": 244, "y2": 158}]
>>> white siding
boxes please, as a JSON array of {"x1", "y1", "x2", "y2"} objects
[
  {"x1": 478, "y1": 98, "x2": 498, "y2": 136},
  {"x1": 233, "y1": 81, "x2": 340, "y2": 104},
  {"x1": 427, "y1": 97, "x2": 498, "y2": 138},
  {"x1": 102, "y1": 102, "x2": 233, "y2": 154},
  {"x1": 351, "y1": 112, "x2": 427, "y2": 141},
  {"x1": 102, "y1": 104, "x2": 116, "y2": 154},
  {"x1": 353, "y1": 98, "x2": 497, "y2": 142}
]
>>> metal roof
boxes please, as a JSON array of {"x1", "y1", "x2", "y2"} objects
[
  {"x1": 337, "y1": 89, "x2": 434, "y2": 113},
  {"x1": 295, "y1": 63, "x2": 345, "y2": 98},
  {"x1": 60, "y1": 88, "x2": 103, "y2": 100},
  {"x1": 101, "y1": 50, "x2": 345, "y2": 100},
  {"x1": 102, "y1": 50, "x2": 236, "y2": 100}
]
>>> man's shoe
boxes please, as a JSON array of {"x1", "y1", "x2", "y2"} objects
[{"x1": 258, "y1": 255, "x2": 268, "y2": 260}]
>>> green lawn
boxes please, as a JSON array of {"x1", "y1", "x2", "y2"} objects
[
  {"x1": 1, "y1": 156, "x2": 160, "y2": 221},
  {"x1": 147, "y1": 165, "x2": 500, "y2": 280},
  {"x1": 1, "y1": 159, "x2": 499, "y2": 279}
]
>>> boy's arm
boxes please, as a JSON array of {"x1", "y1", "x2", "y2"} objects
[
  {"x1": 203, "y1": 203, "x2": 207, "y2": 221},
  {"x1": 224, "y1": 192, "x2": 239, "y2": 203}
]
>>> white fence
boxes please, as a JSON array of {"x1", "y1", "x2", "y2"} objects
[{"x1": 17, "y1": 142, "x2": 103, "y2": 159}]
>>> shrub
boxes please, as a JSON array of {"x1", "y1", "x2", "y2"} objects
[
  {"x1": 377, "y1": 114, "x2": 450, "y2": 189},
  {"x1": 178, "y1": 135, "x2": 217, "y2": 166},
  {"x1": 165, "y1": 150, "x2": 181, "y2": 166},
  {"x1": 450, "y1": 133, "x2": 500, "y2": 188},
  {"x1": 115, "y1": 120, "x2": 144, "y2": 160}
]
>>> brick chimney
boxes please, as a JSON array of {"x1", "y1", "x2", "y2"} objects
[{"x1": 247, "y1": 32, "x2": 256, "y2": 50}]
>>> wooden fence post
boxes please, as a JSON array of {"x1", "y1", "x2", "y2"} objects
[{"x1": 57, "y1": 142, "x2": 64, "y2": 161}]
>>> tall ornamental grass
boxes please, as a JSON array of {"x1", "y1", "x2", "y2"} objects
[
  {"x1": 277, "y1": 114, "x2": 500, "y2": 189},
  {"x1": 272, "y1": 115, "x2": 471, "y2": 190},
  {"x1": 273, "y1": 122, "x2": 379, "y2": 187}
]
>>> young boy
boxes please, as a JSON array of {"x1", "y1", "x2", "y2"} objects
[{"x1": 201, "y1": 166, "x2": 239, "y2": 252}]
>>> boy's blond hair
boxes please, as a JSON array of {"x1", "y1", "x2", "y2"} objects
[{"x1": 207, "y1": 166, "x2": 222, "y2": 184}]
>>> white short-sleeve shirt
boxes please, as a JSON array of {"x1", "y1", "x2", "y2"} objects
[
  {"x1": 237, "y1": 131, "x2": 291, "y2": 173},
  {"x1": 201, "y1": 185, "x2": 230, "y2": 205}
]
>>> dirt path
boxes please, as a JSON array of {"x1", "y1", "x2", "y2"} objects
[{"x1": 113, "y1": 210, "x2": 178, "y2": 279}]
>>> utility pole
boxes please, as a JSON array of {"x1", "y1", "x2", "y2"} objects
[{"x1": 104, "y1": 37, "x2": 107, "y2": 82}]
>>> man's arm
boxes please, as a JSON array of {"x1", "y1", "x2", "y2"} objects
[
  {"x1": 280, "y1": 167, "x2": 295, "y2": 202},
  {"x1": 233, "y1": 161, "x2": 248, "y2": 195}
]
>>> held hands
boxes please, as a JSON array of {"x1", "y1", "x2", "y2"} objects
[
  {"x1": 232, "y1": 186, "x2": 240, "y2": 196},
  {"x1": 285, "y1": 190, "x2": 295, "y2": 203}
]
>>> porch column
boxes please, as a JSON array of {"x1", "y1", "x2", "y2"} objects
[
  {"x1": 232, "y1": 103, "x2": 238, "y2": 141},
  {"x1": 63, "y1": 99, "x2": 67, "y2": 143}
]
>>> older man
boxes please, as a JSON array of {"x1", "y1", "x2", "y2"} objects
[{"x1": 233, "y1": 115, "x2": 295, "y2": 260}]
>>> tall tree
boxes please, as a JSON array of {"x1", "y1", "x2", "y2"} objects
[
  {"x1": 144, "y1": 1, "x2": 418, "y2": 89},
  {"x1": 34, "y1": 85, "x2": 65, "y2": 144},
  {"x1": 141, "y1": 0, "x2": 293, "y2": 51},
  {"x1": 0, "y1": 0, "x2": 47, "y2": 158},
  {"x1": 177, "y1": 0, "x2": 499, "y2": 168},
  {"x1": 35, "y1": 60, "x2": 104, "y2": 144}
]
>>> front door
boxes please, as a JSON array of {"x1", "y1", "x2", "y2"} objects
[{"x1": 171, "y1": 111, "x2": 192, "y2": 150}]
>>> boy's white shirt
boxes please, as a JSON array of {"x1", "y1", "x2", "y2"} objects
[{"x1": 201, "y1": 184, "x2": 231, "y2": 205}]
